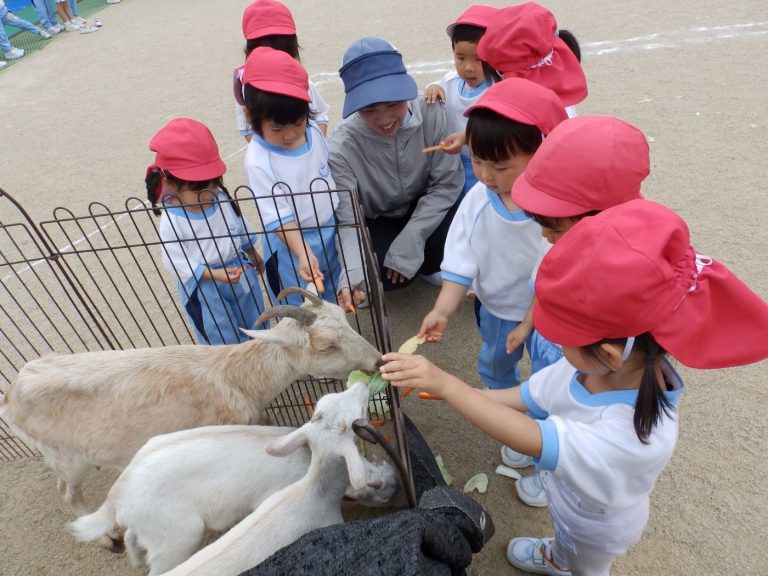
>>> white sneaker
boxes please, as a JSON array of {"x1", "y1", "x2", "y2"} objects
[
  {"x1": 45, "y1": 25, "x2": 62, "y2": 35},
  {"x1": 3, "y1": 47, "x2": 24, "y2": 59},
  {"x1": 64, "y1": 21, "x2": 80, "y2": 32},
  {"x1": 515, "y1": 473, "x2": 548, "y2": 508},
  {"x1": 106, "y1": 0, "x2": 121, "y2": 3},
  {"x1": 501, "y1": 445, "x2": 533, "y2": 468},
  {"x1": 79, "y1": 25, "x2": 98, "y2": 34},
  {"x1": 39, "y1": 30, "x2": 52, "y2": 40},
  {"x1": 92, "y1": 19, "x2": 103, "y2": 27},
  {"x1": 0, "y1": 61, "x2": 7, "y2": 70},
  {"x1": 72, "y1": 16, "x2": 86, "y2": 25}
]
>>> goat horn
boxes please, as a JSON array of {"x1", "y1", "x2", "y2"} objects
[
  {"x1": 256, "y1": 305, "x2": 318, "y2": 326},
  {"x1": 276, "y1": 287, "x2": 323, "y2": 307}
]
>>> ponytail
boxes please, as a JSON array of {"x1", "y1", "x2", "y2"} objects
[
  {"x1": 145, "y1": 165, "x2": 163, "y2": 216},
  {"x1": 219, "y1": 184, "x2": 242, "y2": 217},
  {"x1": 557, "y1": 29, "x2": 582, "y2": 62},
  {"x1": 632, "y1": 334, "x2": 672, "y2": 443}
]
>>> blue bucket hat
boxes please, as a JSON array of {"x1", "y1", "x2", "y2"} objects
[{"x1": 339, "y1": 37, "x2": 418, "y2": 119}]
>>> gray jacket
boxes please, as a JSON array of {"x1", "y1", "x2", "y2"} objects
[{"x1": 329, "y1": 98, "x2": 463, "y2": 290}]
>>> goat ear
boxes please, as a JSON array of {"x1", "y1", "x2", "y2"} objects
[
  {"x1": 341, "y1": 443, "x2": 367, "y2": 490},
  {"x1": 266, "y1": 427, "x2": 308, "y2": 457}
]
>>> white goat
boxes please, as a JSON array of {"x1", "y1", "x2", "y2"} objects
[
  {"x1": 0, "y1": 288, "x2": 381, "y2": 515},
  {"x1": 158, "y1": 381, "x2": 371, "y2": 576},
  {"x1": 70, "y1": 423, "x2": 401, "y2": 575}
]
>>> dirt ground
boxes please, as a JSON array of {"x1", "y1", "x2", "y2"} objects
[{"x1": 1, "y1": 0, "x2": 767, "y2": 575}]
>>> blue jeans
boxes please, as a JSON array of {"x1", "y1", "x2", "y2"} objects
[
  {"x1": 31, "y1": 0, "x2": 57, "y2": 29},
  {"x1": 68, "y1": 0, "x2": 80, "y2": 18},
  {"x1": 1, "y1": 7, "x2": 43, "y2": 49}
]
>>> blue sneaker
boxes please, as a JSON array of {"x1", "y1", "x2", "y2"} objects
[{"x1": 507, "y1": 537, "x2": 571, "y2": 575}]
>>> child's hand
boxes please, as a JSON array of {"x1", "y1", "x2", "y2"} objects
[
  {"x1": 337, "y1": 287, "x2": 368, "y2": 310},
  {"x1": 297, "y1": 250, "x2": 322, "y2": 283},
  {"x1": 212, "y1": 267, "x2": 244, "y2": 284},
  {"x1": 379, "y1": 353, "x2": 449, "y2": 396},
  {"x1": 424, "y1": 85, "x2": 446, "y2": 104},
  {"x1": 439, "y1": 131, "x2": 466, "y2": 154},
  {"x1": 419, "y1": 310, "x2": 449, "y2": 343},
  {"x1": 506, "y1": 323, "x2": 534, "y2": 354}
]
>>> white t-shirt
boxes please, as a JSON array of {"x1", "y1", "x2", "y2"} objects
[
  {"x1": 441, "y1": 182, "x2": 540, "y2": 320},
  {"x1": 159, "y1": 191, "x2": 258, "y2": 286},
  {"x1": 522, "y1": 357, "x2": 684, "y2": 512},
  {"x1": 428, "y1": 71, "x2": 491, "y2": 157},
  {"x1": 244, "y1": 121, "x2": 337, "y2": 232}
]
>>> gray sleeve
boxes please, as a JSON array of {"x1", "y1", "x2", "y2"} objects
[
  {"x1": 384, "y1": 105, "x2": 463, "y2": 278},
  {"x1": 329, "y1": 144, "x2": 366, "y2": 292}
]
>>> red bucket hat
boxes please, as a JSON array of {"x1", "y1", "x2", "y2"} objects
[
  {"x1": 511, "y1": 115, "x2": 648, "y2": 217},
  {"x1": 242, "y1": 47, "x2": 310, "y2": 102},
  {"x1": 533, "y1": 200, "x2": 768, "y2": 369},
  {"x1": 464, "y1": 77, "x2": 568, "y2": 136},
  {"x1": 477, "y1": 2, "x2": 587, "y2": 106},
  {"x1": 149, "y1": 118, "x2": 226, "y2": 182},
  {"x1": 445, "y1": 4, "x2": 499, "y2": 37},
  {"x1": 242, "y1": 0, "x2": 296, "y2": 40}
]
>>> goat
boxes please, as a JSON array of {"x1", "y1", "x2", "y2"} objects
[
  {"x1": 157, "y1": 381, "x2": 371, "y2": 576},
  {"x1": 0, "y1": 288, "x2": 381, "y2": 515},
  {"x1": 70, "y1": 423, "x2": 402, "y2": 575}
]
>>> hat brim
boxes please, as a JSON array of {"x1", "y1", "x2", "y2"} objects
[
  {"x1": 244, "y1": 24, "x2": 296, "y2": 40},
  {"x1": 511, "y1": 170, "x2": 595, "y2": 218},
  {"x1": 164, "y1": 157, "x2": 227, "y2": 182},
  {"x1": 243, "y1": 78, "x2": 310, "y2": 103},
  {"x1": 342, "y1": 73, "x2": 418, "y2": 119}
]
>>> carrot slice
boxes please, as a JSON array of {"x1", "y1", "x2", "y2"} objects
[
  {"x1": 303, "y1": 394, "x2": 315, "y2": 416},
  {"x1": 421, "y1": 144, "x2": 448, "y2": 153},
  {"x1": 418, "y1": 392, "x2": 444, "y2": 401},
  {"x1": 400, "y1": 386, "x2": 414, "y2": 398},
  {"x1": 313, "y1": 277, "x2": 325, "y2": 294},
  {"x1": 370, "y1": 418, "x2": 386, "y2": 427}
]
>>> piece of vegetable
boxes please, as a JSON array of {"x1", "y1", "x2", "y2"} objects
[
  {"x1": 400, "y1": 387, "x2": 414, "y2": 398},
  {"x1": 397, "y1": 334, "x2": 426, "y2": 355},
  {"x1": 494, "y1": 464, "x2": 522, "y2": 481},
  {"x1": 435, "y1": 454, "x2": 453, "y2": 486},
  {"x1": 370, "y1": 419, "x2": 386, "y2": 427},
  {"x1": 346, "y1": 370, "x2": 372, "y2": 388},
  {"x1": 345, "y1": 303, "x2": 356, "y2": 314},
  {"x1": 313, "y1": 277, "x2": 325, "y2": 294},
  {"x1": 303, "y1": 394, "x2": 315, "y2": 417},
  {"x1": 463, "y1": 473, "x2": 488, "y2": 494},
  {"x1": 418, "y1": 392, "x2": 444, "y2": 401},
  {"x1": 421, "y1": 144, "x2": 449, "y2": 154}
]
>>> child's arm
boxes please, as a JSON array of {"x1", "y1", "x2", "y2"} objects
[
  {"x1": 381, "y1": 353, "x2": 542, "y2": 458},
  {"x1": 274, "y1": 224, "x2": 322, "y2": 283},
  {"x1": 439, "y1": 130, "x2": 466, "y2": 154},
  {"x1": 419, "y1": 280, "x2": 466, "y2": 342},
  {"x1": 506, "y1": 297, "x2": 535, "y2": 354}
]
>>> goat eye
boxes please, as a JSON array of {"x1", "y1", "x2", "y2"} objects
[{"x1": 318, "y1": 343, "x2": 338, "y2": 353}]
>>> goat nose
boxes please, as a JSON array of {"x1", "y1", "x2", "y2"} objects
[{"x1": 376, "y1": 357, "x2": 386, "y2": 368}]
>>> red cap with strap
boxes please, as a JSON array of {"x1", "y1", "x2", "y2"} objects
[
  {"x1": 464, "y1": 77, "x2": 568, "y2": 136},
  {"x1": 533, "y1": 199, "x2": 768, "y2": 369},
  {"x1": 477, "y1": 2, "x2": 587, "y2": 106},
  {"x1": 242, "y1": 0, "x2": 296, "y2": 40},
  {"x1": 149, "y1": 118, "x2": 226, "y2": 182},
  {"x1": 445, "y1": 4, "x2": 499, "y2": 37}
]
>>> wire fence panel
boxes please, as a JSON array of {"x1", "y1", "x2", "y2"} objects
[{"x1": 0, "y1": 186, "x2": 403, "y2": 486}]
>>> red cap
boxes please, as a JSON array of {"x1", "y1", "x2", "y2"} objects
[
  {"x1": 242, "y1": 47, "x2": 310, "y2": 102},
  {"x1": 445, "y1": 4, "x2": 499, "y2": 37},
  {"x1": 511, "y1": 116, "x2": 648, "y2": 217},
  {"x1": 533, "y1": 200, "x2": 768, "y2": 369},
  {"x1": 464, "y1": 78, "x2": 568, "y2": 136},
  {"x1": 477, "y1": 2, "x2": 587, "y2": 106},
  {"x1": 242, "y1": 0, "x2": 296, "y2": 40},
  {"x1": 149, "y1": 118, "x2": 226, "y2": 181}
]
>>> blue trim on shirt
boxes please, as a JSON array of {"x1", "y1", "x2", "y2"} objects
[
  {"x1": 520, "y1": 380, "x2": 549, "y2": 419},
  {"x1": 441, "y1": 271, "x2": 472, "y2": 286},
  {"x1": 459, "y1": 80, "x2": 490, "y2": 99},
  {"x1": 241, "y1": 234, "x2": 259, "y2": 251},
  {"x1": 533, "y1": 419, "x2": 559, "y2": 471},
  {"x1": 569, "y1": 373, "x2": 639, "y2": 407},
  {"x1": 252, "y1": 126, "x2": 312, "y2": 157},
  {"x1": 264, "y1": 215, "x2": 297, "y2": 232},
  {"x1": 163, "y1": 202, "x2": 219, "y2": 220},
  {"x1": 487, "y1": 190, "x2": 531, "y2": 222}
]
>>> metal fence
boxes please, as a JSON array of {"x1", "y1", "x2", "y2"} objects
[{"x1": 0, "y1": 184, "x2": 411, "y2": 502}]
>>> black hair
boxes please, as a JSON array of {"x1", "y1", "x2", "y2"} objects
[
  {"x1": 524, "y1": 210, "x2": 600, "y2": 230},
  {"x1": 245, "y1": 34, "x2": 301, "y2": 60},
  {"x1": 557, "y1": 29, "x2": 582, "y2": 62},
  {"x1": 583, "y1": 333, "x2": 672, "y2": 443},
  {"x1": 145, "y1": 169, "x2": 240, "y2": 217},
  {"x1": 465, "y1": 108, "x2": 543, "y2": 162},
  {"x1": 451, "y1": 24, "x2": 502, "y2": 85},
  {"x1": 243, "y1": 85, "x2": 310, "y2": 136}
]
